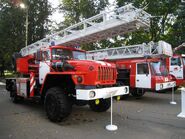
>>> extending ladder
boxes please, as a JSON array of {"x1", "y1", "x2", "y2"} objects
[
  {"x1": 87, "y1": 41, "x2": 173, "y2": 60},
  {"x1": 20, "y1": 4, "x2": 151, "y2": 56}
]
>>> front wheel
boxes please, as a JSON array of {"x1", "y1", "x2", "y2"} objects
[
  {"x1": 119, "y1": 94, "x2": 130, "y2": 100},
  {"x1": 44, "y1": 87, "x2": 72, "y2": 122},
  {"x1": 74, "y1": 100, "x2": 88, "y2": 106},
  {"x1": 89, "y1": 98, "x2": 111, "y2": 112},
  {"x1": 130, "y1": 88, "x2": 145, "y2": 97}
]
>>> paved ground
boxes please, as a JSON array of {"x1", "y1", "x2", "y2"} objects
[{"x1": 0, "y1": 83, "x2": 185, "y2": 139}]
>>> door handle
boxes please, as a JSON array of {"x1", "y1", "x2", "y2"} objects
[{"x1": 137, "y1": 80, "x2": 139, "y2": 82}]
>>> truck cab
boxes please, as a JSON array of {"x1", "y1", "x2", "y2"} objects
[{"x1": 115, "y1": 58, "x2": 176, "y2": 97}]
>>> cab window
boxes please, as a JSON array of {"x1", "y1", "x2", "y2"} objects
[
  {"x1": 52, "y1": 49, "x2": 73, "y2": 60},
  {"x1": 137, "y1": 63, "x2": 149, "y2": 74},
  {"x1": 170, "y1": 57, "x2": 181, "y2": 66},
  {"x1": 42, "y1": 51, "x2": 50, "y2": 61}
]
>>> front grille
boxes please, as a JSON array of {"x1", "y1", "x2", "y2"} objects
[{"x1": 98, "y1": 66, "x2": 116, "y2": 81}]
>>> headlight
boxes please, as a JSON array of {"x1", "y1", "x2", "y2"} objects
[
  {"x1": 123, "y1": 87, "x2": 128, "y2": 93},
  {"x1": 77, "y1": 76, "x2": 83, "y2": 83},
  {"x1": 160, "y1": 84, "x2": 163, "y2": 89},
  {"x1": 89, "y1": 91, "x2": 96, "y2": 98}
]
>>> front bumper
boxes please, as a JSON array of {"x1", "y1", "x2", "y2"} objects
[
  {"x1": 156, "y1": 81, "x2": 176, "y2": 91},
  {"x1": 76, "y1": 86, "x2": 129, "y2": 100}
]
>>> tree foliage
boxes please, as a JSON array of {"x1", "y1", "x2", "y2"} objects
[
  {"x1": 116, "y1": 0, "x2": 184, "y2": 49},
  {"x1": 166, "y1": 3, "x2": 185, "y2": 49},
  {"x1": 26, "y1": 0, "x2": 51, "y2": 44},
  {"x1": 59, "y1": 0, "x2": 109, "y2": 50},
  {"x1": 0, "y1": 0, "x2": 51, "y2": 72},
  {"x1": 60, "y1": 0, "x2": 185, "y2": 51},
  {"x1": 60, "y1": 0, "x2": 108, "y2": 26}
]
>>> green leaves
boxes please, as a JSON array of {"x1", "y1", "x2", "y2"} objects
[
  {"x1": 60, "y1": 0, "x2": 109, "y2": 50},
  {"x1": 0, "y1": 0, "x2": 51, "y2": 70},
  {"x1": 166, "y1": 3, "x2": 185, "y2": 52},
  {"x1": 116, "y1": 0, "x2": 184, "y2": 52},
  {"x1": 60, "y1": 0, "x2": 184, "y2": 51}
]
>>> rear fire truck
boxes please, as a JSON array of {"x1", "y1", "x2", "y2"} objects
[
  {"x1": 87, "y1": 41, "x2": 176, "y2": 97},
  {"x1": 166, "y1": 54, "x2": 185, "y2": 87},
  {"x1": 166, "y1": 42, "x2": 185, "y2": 87},
  {"x1": 6, "y1": 4, "x2": 150, "y2": 122}
]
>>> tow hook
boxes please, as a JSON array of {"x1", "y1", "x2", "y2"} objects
[
  {"x1": 116, "y1": 96, "x2": 121, "y2": 101},
  {"x1": 95, "y1": 99, "x2": 100, "y2": 105}
]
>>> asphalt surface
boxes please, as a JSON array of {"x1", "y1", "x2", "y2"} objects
[{"x1": 0, "y1": 83, "x2": 185, "y2": 139}]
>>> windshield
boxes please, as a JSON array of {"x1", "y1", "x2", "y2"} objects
[
  {"x1": 52, "y1": 48, "x2": 86, "y2": 60},
  {"x1": 73, "y1": 51, "x2": 86, "y2": 60},
  {"x1": 150, "y1": 61, "x2": 168, "y2": 76}
]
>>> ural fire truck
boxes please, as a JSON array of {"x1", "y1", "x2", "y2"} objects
[
  {"x1": 6, "y1": 4, "x2": 150, "y2": 122},
  {"x1": 87, "y1": 41, "x2": 176, "y2": 97}
]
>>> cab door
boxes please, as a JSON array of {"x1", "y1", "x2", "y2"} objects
[
  {"x1": 170, "y1": 57, "x2": 183, "y2": 79},
  {"x1": 136, "y1": 63, "x2": 151, "y2": 88},
  {"x1": 39, "y1": 50, "x2": 51, "y2": 84}
]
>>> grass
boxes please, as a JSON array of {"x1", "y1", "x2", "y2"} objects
[{"x1": 1, "y1": 70, "x2": 16, "y2": 78}]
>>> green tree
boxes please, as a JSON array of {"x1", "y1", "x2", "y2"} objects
[
  {"x1": 166, "y1": 3, "x2": 185, "y2": 51},
  {"x1": 59, "y1": 0, "x2": 109, "y2": 50},
  {"x1": 116, "y1": 0, "x2": 181, "y2": 45},
  {"x1": 24, "y1": 0, "x2": 52, "y2": 45},
  {"x1": 0, "y1": 1, "x2": 25, "y2": 73},
  {"x1": 60, "y1": 0, "x2": 108, "y2": 26},
  {"x1": 0, "y1": 0, "x2": 51, "y2": 73}
]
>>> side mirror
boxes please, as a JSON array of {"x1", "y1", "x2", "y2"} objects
[{"x1": 35, "y1": 51, "x2": 42, "y2": 61}]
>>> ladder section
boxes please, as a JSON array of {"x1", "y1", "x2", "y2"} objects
[
  {"x1": 173, "y1": 42, "x2": 185, "y2": 52},
  {"x1": 87, "y1": 41, "x2": 173, "y2": 60},
  {"x1": 20, "y1": 4, "x2": 151, "y2": 56}
]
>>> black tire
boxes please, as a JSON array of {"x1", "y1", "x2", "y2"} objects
[
  {"x1": 10, "y1": 91, "x2": 22, "y2": 103},
  {"x1": 74, "y1": 100, "x2": 88, "y2": 106},
  {"x1": 114, "y1": 94, "x2": 130, "y2": 101},
  {"x1": 120, "y1": 94, "x2": 130, "y2": 100},
  {"x1": 44, "y1": 87, "x2": 72, "y2": 122},
  {"x1": 8, "y1": 80, "x2": 22, "y2": 103},
  {"x1": 89, "y1": 98, "x2": 111, "y2": 112},
  {"x1": 131, "y1": 88, "x2": 145, "y2": 97}
]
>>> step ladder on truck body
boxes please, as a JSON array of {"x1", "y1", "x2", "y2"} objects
[{"x1": 20, "y1": 4, "x2": 151, "y2": 57}]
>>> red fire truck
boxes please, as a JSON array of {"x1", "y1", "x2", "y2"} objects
[
  {"x1": 87, "y1": 41, "x2": 176, "y2": 97},
  {"x1": 166, "y1": 42, "x2": 185, "y2": 87},
  {"x1": 7, "y1": 45, "x2": 129, "y2": 122},
  {"x1": 6, "y1": 4, "x2": 150, "y2": 122},
  {"x1": 166, "y1": 54, "x2": 185, "y2": 87}
]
